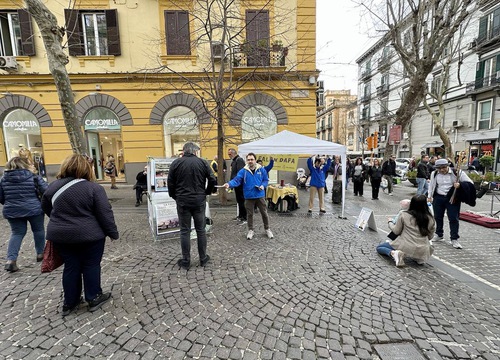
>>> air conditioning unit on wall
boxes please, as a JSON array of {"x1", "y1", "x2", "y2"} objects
[
  {"x1": 0, "y1": 56, "x2": 17, "y2": 69},
  {"x1": 211, "y1": 42, "x2": 225, "y2": 60},
  {"x1": 403, "y1": 132, "x2": 408, "y2": 139},
  {"x1": 452, "y1": 120, "x2": 464, "y2": 128}
]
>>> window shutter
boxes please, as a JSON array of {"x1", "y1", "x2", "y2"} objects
[
  {"x1": 245, "y1": 10, "x2": 269, "y2": 66},
  {"x1": 165, "y1": 10, "x2": 191, "y2": 55},
  {"x1": 478, "y1": 16, "x2": 488, "y2": 43},
  {"x1": 105, "y1": 10, "x2": 121, "y2": 56},
  {"x1": 496, "y1": 54, "x2": 500, "y2": 72},
  {"x1": 17, "y1": 9, "x2": 35, "y2": 56},
  {"x1": 64, "y1": 9, "x2": 84, "y2": 56}
]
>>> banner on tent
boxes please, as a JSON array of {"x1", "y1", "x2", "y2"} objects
[{"x1": 256, "y1": 154, "x2": 299, "y2": 172}]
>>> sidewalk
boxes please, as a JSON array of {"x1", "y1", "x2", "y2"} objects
[{"x1": 0, "y1": 180, "x2": 498, "y2": 359}]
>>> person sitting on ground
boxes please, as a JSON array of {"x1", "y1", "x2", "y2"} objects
[
  {"x1": 387, "y1": 199, "x2": 411, "y2": 231},
  {"x1": 376, "y1": 195, "x2": 435, "y2": 267},
  {"x1": 134, "y1": 166, "x2": 148, "y2": 206}
]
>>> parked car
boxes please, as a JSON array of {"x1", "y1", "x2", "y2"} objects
[
  {"x1": 395, "y1": 158, "x2": 412, "y2": 164},
  {"x1": 395, "y1": 161, "x2": 409, "y2": 181}
]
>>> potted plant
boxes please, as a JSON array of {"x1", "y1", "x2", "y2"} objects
[
  {"x1": 406, "y1": 169, "x2": 417, "y2": 186},
  {"x1": 272, "y1": 40, "x2": 283, "y2": 52},
  {"x1": 467, "y1": 172, "x2": 483, "y2": 190},
  {"x1": 479, "y1": 155, "x2": 495, "y2": 173}
]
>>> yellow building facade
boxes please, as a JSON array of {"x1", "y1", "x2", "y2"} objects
[{"x1": 0, "y1": 0, "x2": 317, "y2": 182}]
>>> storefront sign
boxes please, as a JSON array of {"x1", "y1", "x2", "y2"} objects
[
  {"x1": 164, "y1": 106, "x2": 198, "y2": 136},
  {"x1": 256, "y1": 154, "x2": 299, "y2": 172},
  {"x1": 2, "y1": 119, "x2": 39, "y2": 131},
  {"x1": 470, "y1": 140, "x2": 494, "y2": 145},
  {"x1": 242, "y1": 106, "x2": 277, "y2": 143},
  {"x1": 164, "y1": 117, "x2": 196, "y2": 126},
  {"x1": 389, "y1": 125, "x2": 402, "y2": 145},
  {"x1": 84, "y1": 107, "x2": 121, "y2": 130}
]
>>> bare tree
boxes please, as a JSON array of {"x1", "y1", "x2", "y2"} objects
[
  {"x1": 147, "y1": 0, "x2": 312, "y2": 204},
  {"x1": 359, "y1": 0, "x2": 475, "y2": 158},
  {"x1": 25, "y1": 0, "x2": 87, "y2": 154}
]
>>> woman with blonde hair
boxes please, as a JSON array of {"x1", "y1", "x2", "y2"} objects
[
  {"x1": 41, "y1": 154, "x2": 119, "y2": 316},
  {"x1": 0, "y1": 157, "x2": 48, "y2": 272}
]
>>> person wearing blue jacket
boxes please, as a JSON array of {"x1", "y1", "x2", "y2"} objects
[
  {"x1": 307, "y1": 155, "x2": 332, "y2": 213},
  {"x1": 224, "y1": 153, "x2": 274, "y2": 240},
  {"x1": 0, "y1": 156, "x2": 48, "y2": 272}
]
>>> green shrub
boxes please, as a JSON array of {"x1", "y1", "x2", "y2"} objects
[
  {"x1": 468, "y1": 172, "x2": 483, "y2": 182},
  {"x1": 479, "y1": 155, "x2": 494, "y2": 171},
  {"x1": 406, "y1": 170, "x2": 417, "y2": 179}
]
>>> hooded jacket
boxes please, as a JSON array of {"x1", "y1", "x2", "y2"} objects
[
  {"x1": 228, "y1": 163, "x2": 268, "y2": 199},
  {"x1": 307, "y1": 157, "x2": 332, "y2": 188},
  {"x1": 0, "y1": 169, "x2": 48, "y2": 219}
]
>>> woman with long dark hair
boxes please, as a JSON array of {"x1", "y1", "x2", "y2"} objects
[
  {"x1": 351, "y1": 157, "x2": 365, "y2": 196},
  {"x1": 368, "y1": 158, "x2": 383, "y2": 200},
  {"x1": 376, "y1": 195, "x2": 435, "y2": 267}
]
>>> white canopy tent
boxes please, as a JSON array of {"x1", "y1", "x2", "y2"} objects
[{"x1": 238, "y1": 130, "x2": 348, "y2": 218}]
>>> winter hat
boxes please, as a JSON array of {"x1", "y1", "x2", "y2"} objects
[{"x1": 435, "y1": 159, "x2": 448, "y2": 168}]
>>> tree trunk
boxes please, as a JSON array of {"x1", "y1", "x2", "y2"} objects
[
  {"x1": 216, "y1": 103, "x2": 228, "y2": 205},
  {"x1": 25, "y1": 0, "x2": 87, "y2": 155}
]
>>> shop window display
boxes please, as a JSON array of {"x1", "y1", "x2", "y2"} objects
[{"x1": 163, "y1": 106, "x2": 199, "y2": 157}]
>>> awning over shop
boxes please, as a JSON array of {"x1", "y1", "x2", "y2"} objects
[
  {"x1": 421, "y1": 142, "x2": 444, "y2": 149},
  {"x1": 462, "y1": 129, "x2": 499, "y2": 142}
]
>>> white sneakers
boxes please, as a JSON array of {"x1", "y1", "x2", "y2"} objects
[
  {"x1": 393, "y1": 250, "x2": 405, "y2": 267},
  {"x1": 247, "y1": 229, "x2": 274, "y2": 239},
  {"x1": 450, "y1": 240, "x2": 463, "y2": 249},
  {"x1": 432, "y1": 234, "x2": 444, "y2": 242}
]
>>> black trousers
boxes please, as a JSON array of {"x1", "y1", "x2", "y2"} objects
[
  {"x1": 371, "y1": 178, "x2": 381, "y2": 199},
  {"x1": 235, "y1": 186, "x2": 247, "y2": 220},
  {"x1": 55, "y1": 239, "x2": 105, "y2": 307},
  {"x1": 353, "y1": 177, "x2": 364, "y2": 195},
  {"x1": 177, "y1": 203, "x2": 207, "y2": 262}
]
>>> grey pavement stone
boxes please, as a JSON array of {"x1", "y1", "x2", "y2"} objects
[{"x1": 0, "y1": 183, "x2": 498, "y2": 359}]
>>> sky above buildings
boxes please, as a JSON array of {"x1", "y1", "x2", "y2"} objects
[{"x1": 316, "y1": 0, "x2": 379, "y2": 95}]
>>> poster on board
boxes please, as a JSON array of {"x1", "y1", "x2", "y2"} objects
[
  {"x1": 355, "y1": 207, "x2": 377, "y2": 231},
  {"x1": 154, "y1": 159, "x2": 171, "y2": 192},
  {"x1": 155, "y1": 202, "x2": 180, "y2": 235}
]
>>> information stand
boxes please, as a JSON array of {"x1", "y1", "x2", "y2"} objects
[
  {"x1": 146, "y1": 157, "x2": 210, "y2": 241},
  {"x1": 146, "y1": 157, "x2": 177, "y2": 241},
  {"x1": 355, "y1": 207, "x2": 377, "y2": 231}
]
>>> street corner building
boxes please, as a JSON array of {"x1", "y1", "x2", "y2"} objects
[{"x1": 0, "y1": 0, "x2": 320, "y2": 184}]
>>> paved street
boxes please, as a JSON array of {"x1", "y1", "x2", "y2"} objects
[{"x1": 0, "y1": 178, "x2": 499, "y2": 359}]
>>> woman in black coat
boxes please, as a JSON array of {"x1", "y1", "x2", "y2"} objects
[
  {"x1": 368, "y1": 158, "x2": 383, "y2": 200},
  {"x1": 42, "y1": 154, "x2": 119, "y2": 316}
]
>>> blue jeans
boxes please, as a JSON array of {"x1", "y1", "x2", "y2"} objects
[
  {"x1": 376, "y1": 242, "x2": 395, "y2": 257},
  {"x1": 6, "y1": 214, "x2": 45, "y2": 260},
  {"x1": 416, "y1": 178, "x2": 428, "y2": 196},
  {"x1": 54, "y1": 239, "x2": 105, "y2": 306},
  {"x1": 177, "y1": 203, "x2": 207, "y2": 262},
  {"x1": 433, "y1": 194, "x2": 460, "y2": 240}
]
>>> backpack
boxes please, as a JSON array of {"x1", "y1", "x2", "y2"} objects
[{"x1": 104, "y1": 162, "x2": 115, "y2": 175}]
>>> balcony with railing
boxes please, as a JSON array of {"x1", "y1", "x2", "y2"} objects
[
  {"x1": 378, "y1": 56, "x2": 391, "y2": 70},
  {"x1": 232, "y1": 43, "x2": 288, "y2": 68},
  {"x1": 466, "y1": 73, "x2": 500, "y2": 94},
  {"x1": 376, "y1": 84, "x2": 389, "y2": 97},
  {"x1": 360, "y1": 93, "x2": 371, "y2": 103},
  {"x1": 360, "y1": 69, "x2": 372, "y2": 81}
]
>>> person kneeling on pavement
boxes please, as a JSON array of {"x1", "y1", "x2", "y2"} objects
[
  {"x1": 224, "y1": 153, "x2": 274, "y2": 240},
  {"x1": 376, "y1": 195, "x2": 435, "y2": 267}
]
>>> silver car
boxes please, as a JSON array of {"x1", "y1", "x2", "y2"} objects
[{"x1": 395, "y1": 161, "x2": 409, "y2": 181}]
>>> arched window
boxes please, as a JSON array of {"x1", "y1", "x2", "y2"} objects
[
  {"x1": 163, "y1": 106, "x2": 199, "y2": 157},
  {"x1": 241, "y1": 105, "x2": 277, "y2": 143},
  {"x1": 2, "y1": 109, "x2": 42, "y2": 160}
]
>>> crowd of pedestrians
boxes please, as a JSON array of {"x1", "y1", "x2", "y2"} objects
[{"x1": 0, "y1": 144, "x2": 476, "y2": 318}]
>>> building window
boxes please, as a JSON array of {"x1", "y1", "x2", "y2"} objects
[
  {"x1": 82, "y1": 13, "x2": 108, "y2": 56},
  {"x1": 477, "y1": 100, "x2": 492, "y2": 130},
  {"x1": 430, "y1": 74, "x2": 442, "y2": 95},
  {"x1": 474, "y1": 55, "x2": 500, "y2": 89},
  {"x1": 65, "y1": 9, "x2": 121, "y2": 56},
  {"x1": 165, "y1": 10, "x2": 191, "y2": 55},
  {"x1": 0, "y1": 10, "x2": 35, "y2": 56},
  {"x1": 164, "y1": 106, "x2": 199, "y2": 157},
  {"x1": 2, "y1": 109, "x2": 43, "y2": 161},
  {"x1": 241, "y1": 105, "x2": 277, "y2": 143},
  {"x1": 328, "y1": 114, "x2": 332, "y2": 128},
  {"x1": 477, "y1": 7, "x2": 500, "y2": 45},
  {"x1": 245, "y1": 10, "x2": 270, "y2": 66}
]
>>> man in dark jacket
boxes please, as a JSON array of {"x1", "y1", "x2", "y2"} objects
[
  {"x1": 382, "y1": 154, "x2": 397, "y2": 196},
  {"x1": 168, "y1": 142, "x2": 216, "y2": 269},
  {"x1": 416, "y1": 155, "x2": 430, "y2": 196},
  {"x1": 228, "y1": 148, "x2": 247, "y2": 223}
]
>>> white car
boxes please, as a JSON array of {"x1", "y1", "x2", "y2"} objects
[{"x1": 395, "y1": 161, "x2": 409, "y2": 181}]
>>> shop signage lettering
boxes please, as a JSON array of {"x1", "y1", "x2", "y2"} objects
[
  {"x1": 164, "y1": 117, "x2": 196, "y2": 125},
  {"x1": 84, "y1": 118, "x2": 120, "y2": 130},
  {"x1": 3, "y1": 120, "x2": 39, "y2": 131},
  {"x1": 242, "y1": 117, "x2": 275, "y2": 123},
  {"x1": 470, "y1": 140, "x2": 493, "y2": 145}
]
